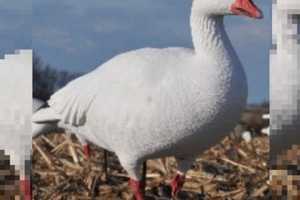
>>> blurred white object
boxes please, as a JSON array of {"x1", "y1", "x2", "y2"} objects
[
  {"x1": 0, "y1": 50, "x2": 32, "y2": 199},
  {"x1": 261, "y1": 114, "x2": 270, "y2": 136},
  {"x1": 262, "y1": 114, "x2": 269, "y2": 120},
  {"x1": 242, "y1": 131, "x2": 252, "y2": 143},
  {"x1": 261, "y1": 127, "x2": 270, "y2": 136}
]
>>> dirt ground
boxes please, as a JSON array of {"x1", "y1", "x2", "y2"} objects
[{"x1": 32, "y1": 108, "x2": 270, "y2": 200}]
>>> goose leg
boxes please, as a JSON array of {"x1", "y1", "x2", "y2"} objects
[
  {"x1": 171, "y1": 156, "x2": 195, "y2": 197},
  {"x1": 83, "y1": 144, "x2": 91, "y2": 159},
  {"x1": 120, "y1": 158, "x2": 145, "y2": 200},
  {"x1": 20, "y1": 177, "x2": 31, "y2": 200},
  {"x1": 76, "y1": 134, "x2": 91, "y2": 159},
  {"x1": 129, "y1": 178, "x2": 145, "y2": 200}
]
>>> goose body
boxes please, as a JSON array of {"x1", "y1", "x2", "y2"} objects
[
  {"x1": 46, "y1": 36, "x2": 247, "y2": 170},
  {"x1": 66, "y1": 46, "x2": 247, "y2": 158},
  {"x1": 33, "y1": 0, "x2": 262, "y2": 198}
]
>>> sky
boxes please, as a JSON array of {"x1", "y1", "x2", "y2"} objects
[
  {"x1": 0, "y1": 0, "x2": 271, "y2": 104},
  {"x1": 0, "y1": 0, "x2": 31, "y2": 57}
]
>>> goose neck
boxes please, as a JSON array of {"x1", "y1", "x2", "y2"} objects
[{"x1": 190, "y1": 6, "x2": 230, "y2": 56}]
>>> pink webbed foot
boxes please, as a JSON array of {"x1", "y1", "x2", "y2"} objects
[
  {"x1": 170, "y1": 173, "x2": 185, "y2": 197},
  {"x1": 20, "y1": 179, "x2": 31, "y2": 200},
  {"x1": 129, "y1": 179, "x2": 145, "y2": 200},
  {"x1": 83, "y1": 144, "x2": 91, "y2": 158}
]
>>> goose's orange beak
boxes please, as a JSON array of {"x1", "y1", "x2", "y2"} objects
[{"x1": 230, "y1": 0, "x2": 263, "y2": 19}]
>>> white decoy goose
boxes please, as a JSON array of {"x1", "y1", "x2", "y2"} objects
[{"x1": 32, "y1": 0, "x2": 262, "y2": 199}]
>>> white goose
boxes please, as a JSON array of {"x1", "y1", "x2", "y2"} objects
[{"x1": 32, "y1": 0, "x2": 262, "y2": 199}]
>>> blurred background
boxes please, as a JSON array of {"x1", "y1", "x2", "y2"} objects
[{"x1": 0, "y1": 0, "x2": 31, "y2": 56}]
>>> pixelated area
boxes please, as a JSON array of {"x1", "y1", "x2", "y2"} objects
[
  {"x1": 270, "y1": 1, "x2": 300, "y2": 198},
  {"x1": 0, "y1": 50, "x2": 32, "y2": 198},
  {"x1": 270, "y1": 0, "x2": 300, "y2": 163},
  {"x1": 0, "y1": 150, "x2": 21, "y2": 199},
  {"x1": 270, "y1": 145, "x2": 300, "y2": 199}
]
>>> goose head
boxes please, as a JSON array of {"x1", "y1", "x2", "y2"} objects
[{"x1": 194, "y1": 0, "x2": 263, "y2": 19}]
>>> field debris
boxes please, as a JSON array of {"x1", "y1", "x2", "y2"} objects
[{"x1": 32, "y1": 109, "x2": 270, "y2": 199}]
